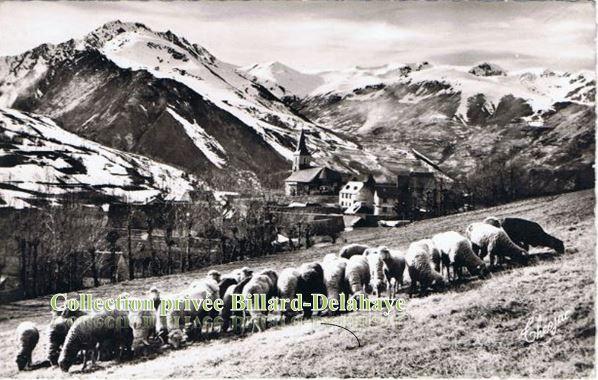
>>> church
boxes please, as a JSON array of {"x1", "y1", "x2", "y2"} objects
[{"x1": 284, "y1": 130, "x2": 344, "y2": 196}]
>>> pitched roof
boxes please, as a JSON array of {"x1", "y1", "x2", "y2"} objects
[
  {"x1": 295, "y1": 129, "x2": 310, "y2": 155},
  {"x1": 340, "y1": 181, "x2": 366, "y2": 194},
  {"x1": 285, "y1": 167, "x2": 323, "y2": 183}
]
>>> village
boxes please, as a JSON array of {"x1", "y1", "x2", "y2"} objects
[{"x1": 0, "y1": 131, "x2": 468, "y2": 303}]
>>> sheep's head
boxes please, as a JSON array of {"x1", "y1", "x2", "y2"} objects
[
  {"x1": 515, "y1": 248, "x2": 530, "y2": 265},
  {"x1": 483, "y1": 217, "x2": 501, "y2": 228},
  {"x1": 149, "y1": 286, "x2": 160, "y2": 298},
  {"x1": 168, "y1": 329, "x2": 184, "y2": 349},
  {"x1": 432, "y1": 277, "x2": 449, "y2": 292},
  {"x1": 207, "y1": 270, "x2": 221, "y2": 283},
  {"x1": 58, "y1": 356, "x2": 72, "y2": 372},
  {"x1": 476, "y1": 264, "x2": 491, "y2": 279},
  {"x1": 377, "y1": 246, "x2": 391, "y2": 261},
  {"x1": 16, "y1": 353, "x2": 28, "y2": 371},
  {"x1": 553, "y1": 238, "x2": 565, "y2": 254}
]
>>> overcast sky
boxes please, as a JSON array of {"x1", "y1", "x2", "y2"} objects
[{"x1": 0, "y1": 1, "x2": 595, "y2": 72}]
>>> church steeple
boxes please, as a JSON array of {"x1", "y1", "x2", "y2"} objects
[{"x1": 292, "y1": 129, "x2": 311, "y2": 171}]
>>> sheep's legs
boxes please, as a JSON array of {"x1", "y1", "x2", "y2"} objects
[{"x1": 81, "y1": 349, "x2": 90, "y2": 371}]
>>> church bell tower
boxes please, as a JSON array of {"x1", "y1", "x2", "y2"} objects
[{"x1": 292, "y1": 129, "x2": 311, "y2": 171}]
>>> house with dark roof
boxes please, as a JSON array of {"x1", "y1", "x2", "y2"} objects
[{"x1": 284, "y1": 130, "x2": 344, "y2": 196}]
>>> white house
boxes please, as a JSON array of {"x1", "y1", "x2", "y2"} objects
[{"x1": 339, "y1": 175, "x2": 375, "y2": 211}]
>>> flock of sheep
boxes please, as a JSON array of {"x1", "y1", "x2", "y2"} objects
[{"x1": 15, "y1": 216, "x2": 564, "y2": 373}]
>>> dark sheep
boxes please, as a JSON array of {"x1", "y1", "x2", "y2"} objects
[
  {"x1": 484, "y1": 216, "x2": 565, "y2": 254},
  {"x1": 218, "y1": 277, "x2": 238, "y2": 299},
  {"x1": 221, "y1": 275, "x2": 253, "y2": 333},
  {"x1": 296, "y1": 262, "x2": 326, "y2": 319}
]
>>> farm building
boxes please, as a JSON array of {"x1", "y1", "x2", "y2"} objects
[{"x1": 284, "y1": 130, "x2": 344, "y2": 196}]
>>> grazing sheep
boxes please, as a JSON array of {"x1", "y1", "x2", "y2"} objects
[
  {"x1": 242, "y1": 269, "x2": 279, "y2": 332},
  {"x1": 364, "y1": 247, "x2": 389, "y2": 297},
  {"x1": 321, "y1": 255, "x2": 349, "y2": 313},
  {"x1": 220, "y1": 276, "x2": 252, "y2": 333},
  {"x1": 276, "y1": 268, "x2": 301, "y2": 320},
  {"x1": 483, "y1": 216, "x2": 565, "y2": 254},
  {"x1": 58, "y1": 310, "x2": 133, "y2": 372},
  {"x1": 432, "y1": 231, "x2": 489, "y2": 281},
  {"x1": 405, "y1": 239, "x2": 447, "y2": 297},
  {"x1": 378, "y1": 247, "x2": 406, "y2": 298},
  {"x1": 166, "y1": 280, "x2": 219, "y2": 348},
  {"x1": 344, "y1": 255, "x2": 370, "y2": 295},
  {"x1": 339, "y1": 243, "x2": 369, "y2": 259},
  {"x1": 128, "y1": 309, "x2": 157, "y2": 354},
  {"x1": 466, "y1": 222, "x2": 529, "y2": 267},
  {"x1": 47, "y1": 311, "x2": 87, "y2": 366},
  {"x1": 16, "y1": 322, "x2": 39, "y2": 371},
  {"x1": 296, "y1": 262, "x2": 326, "y2": 319}
]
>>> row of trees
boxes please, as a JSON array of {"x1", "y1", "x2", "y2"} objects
[
  {"x1": 462, "y1": 152, "x2": 594, "y2": 207},
  {"x1": 6, "y1": 194, "x2": 282, "y2": 299}
]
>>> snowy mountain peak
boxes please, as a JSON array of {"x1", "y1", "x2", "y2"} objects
[{"x1": 238, "y1": 61, "x2": 324, "y2": 98}]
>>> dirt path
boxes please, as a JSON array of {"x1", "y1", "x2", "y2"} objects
[{"x1": 2, "y1": 190, "x2": 595, "y2": 378}]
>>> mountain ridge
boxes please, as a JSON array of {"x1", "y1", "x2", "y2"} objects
[{"x1": 0, "y1": 20, "x2": 594, "y2": 198}]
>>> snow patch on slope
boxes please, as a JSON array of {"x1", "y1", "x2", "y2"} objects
[
  {"x1": 166, "y1": 107, "x2": 227, "y2": 169},
  {"x1": 0, "y1": 108, "x2": 199, "y2": 208}
]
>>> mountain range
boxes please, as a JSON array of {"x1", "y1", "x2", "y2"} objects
[{"x1": 0, "y1": 20, "x2": 595, "y2": 206}]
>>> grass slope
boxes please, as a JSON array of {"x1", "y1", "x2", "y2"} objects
[{"x1": 0, "y1": 189, "x2": 594, "y2": 378}]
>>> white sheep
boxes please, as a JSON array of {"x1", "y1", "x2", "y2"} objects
[
  {"x1": 206, "y1": 269, "x2": 222, "y2": 284},
  {"x1": 364, "y1": 247, "x2": 389, "y2": 297},
  {"x1": 166, "y1": 279, "x2": 219, "y2": 348},
  {"x1": 241, "y1": 269, "x2": 278, "y2": 332},
  {"x1": 378, "y1": 247, "x2": 406, "y2": 298},
  {"x1": 58, "y1": 310, "x2": 133, "y2": 372},
  {"x1": 321, "y1": 255, "x2": 349, "y2": 311},
  {"x1": 405, "y1": 239, "x2": 447, "y2": 297},
  {"x1": 432, "y1": 231, "x2": 490, "y2": 281},
  {"x1": 339, "y1": 243, "x2": 369, "y2": 259},
  {"x1": 16, "y1": 321, "x2": 39, "y2": 371},
  {"x1": 466, "y1": 222, "x2": 528, "y2": 267},
  {"x1": 344, "y1": 254, "x2": 370, "y2": 295},
  {"x1": 276, "y1": 267, "x2": 301, "y2": 320}
]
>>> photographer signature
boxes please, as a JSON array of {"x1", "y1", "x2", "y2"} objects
[{"x1": 520, "y1": 309, "x2": 571, "y2": 343}]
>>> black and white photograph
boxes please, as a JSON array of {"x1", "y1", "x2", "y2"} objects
[{"x1": 0, "y1": 0, "x2": 595, "y2": 378}]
